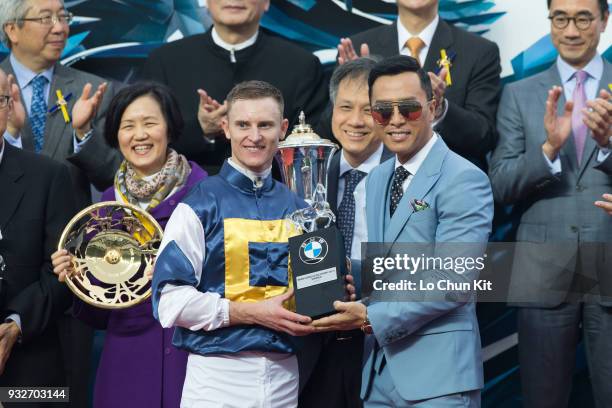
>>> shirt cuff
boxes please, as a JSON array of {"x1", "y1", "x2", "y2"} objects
[
  {"x1": 597, "y1": 148, "x2": 610, "y2": 163},
  {"x1": 73, "y1": 129, "x2": 93, "y2": 153},
  {"x1": 543, "y1": 151, "x2": 562, "y2": 175},
  {"x1": 5, "y1": 313, "x2": 22, "y2": 342},
  {"x1": 3, "y1": 131, "x2": 22, "y2": 149}
]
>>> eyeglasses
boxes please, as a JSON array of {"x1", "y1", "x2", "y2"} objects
[
  {"x1": 17, "y1": 12, "x2": 73, "y2": 26},
  {"x1": 548, "y1": 14, "x2": 596, "y2": 30},
  {"x1": 371, "y1": 100, "x2": 430, "y2": 126},
  {"x1": 0, "y1": 95, "x2": 10, "y2": 110}
]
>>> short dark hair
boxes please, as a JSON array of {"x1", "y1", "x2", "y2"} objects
[
  {"x1": 104, "y1": 81, "x2": 184, "y2": 148},
  {"x1": 368, "y1": 55, "x2": 433, "y2": 101},
  {"x1": 329, "y1": 56, "x2": 381, "y2": 103},
  {"x1": 546, "y1": 0, "x2": 609, "y2": 18},
  {"x1": 226, "y1": 80, "x2": 284, "y2": 117}
]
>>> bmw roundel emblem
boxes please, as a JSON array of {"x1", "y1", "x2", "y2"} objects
[{"x1": 299, "y1": 236, "x2": 328, "y2": 264}]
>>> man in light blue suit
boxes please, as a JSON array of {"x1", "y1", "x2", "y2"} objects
[{"x1": 312, "y1": 55, "x2": 493, "y2": 407}]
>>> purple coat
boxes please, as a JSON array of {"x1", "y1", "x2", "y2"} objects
[{"x1": 73, "y1": 162, "x2": 206, "y2": 408}]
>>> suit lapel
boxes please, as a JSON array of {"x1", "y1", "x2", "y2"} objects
[
  {"x1": 375, "y1": 23, "x2": 399, "y2": 58},
  {"x1": 383, "y1": 138, "x2": 446, "y2": 244},
  {"x1": 368, "y1": 159, "x2": 395, "y2": 243},
  {"x1": 423, "y1": 19, "x2": 453, "y2": 73},
  {"x1": 538, "y1": 65, "x2": 581, "y2": 173},
  {"x1": 328, "y1": 151, "x2": 341, "y2": 214},
  {"x1": 578, "y1": 60, "x2": 612, "y2": 180},
  {"x1": 0, "y1": 145, "x2": 26, "y2": 231},
  {"x1": 43, "y1": 64, "x2": 73, "y2": 158}
]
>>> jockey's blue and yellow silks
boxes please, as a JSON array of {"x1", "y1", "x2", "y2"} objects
[{"x1": 152, "y1": 160, "x2": 307, "y2": 355}]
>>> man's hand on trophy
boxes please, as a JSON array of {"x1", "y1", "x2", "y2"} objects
[
  {"x1": 310, "y1": 301, "x2": 366, "y2": 332},
  {"x1": 229, "y1": 288, "x2": 315, "y2": 336},
  {"x1": 51, "y1": 249, "x2": 79, "y2": 282}
]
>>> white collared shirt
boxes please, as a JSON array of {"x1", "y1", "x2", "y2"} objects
[
  {"x1": 337, "y1": 143, "x2": 384, "y2": 259},
  {"x1": 394, "y1": 133, "x2": 439, "y2": 193},
  {"x1": 0, "y1": 139, "x2": 4, "y2": 165},
  {"x1": 211, "y1": 27, "x2": 258, "y2": 63},
  {"x1": 397, "y1": 14, "x2": 439, "y2": 64}
]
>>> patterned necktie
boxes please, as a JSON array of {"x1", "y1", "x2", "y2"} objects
[
  {"x1": 406, "y1": 37, "x2": 425, "y2": 66},
  {"x1": 30, "y1": 75, "x2": 49, "y2": 153},
  {"x1": 337, "y1": 169, "x2": 366, "y2": 258},
  {"x1": 571, "y1": 70, "x2": 588, "y2": 166},
  {"x1": 390, "y1": 166, "x2": 411, "y2": 217}
]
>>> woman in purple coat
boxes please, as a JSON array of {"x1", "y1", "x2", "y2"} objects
[{"x1": 52, "y1": 82, "x2": 207, "y2": 408}]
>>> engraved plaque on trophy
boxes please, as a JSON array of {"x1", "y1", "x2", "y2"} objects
[{"x1": 277, "y1": 112, "x2": 347, "y2": 318}]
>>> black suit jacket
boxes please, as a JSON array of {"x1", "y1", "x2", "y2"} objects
[
  {"x1": 0, "y1": 143, "x2": 75, "y2": 388},
  {"x1": 140, "y1": 29, "x2": 328, "y2": 172},
  {"x1": 351, "y1": 19, "x2": 501, "y2": 171}
]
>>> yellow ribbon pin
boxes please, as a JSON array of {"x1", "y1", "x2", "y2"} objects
[
  {"x1": 55, "y1": 89, "x2": 70, "y2": 123},
  {"x1": 439, "y1": 49, "x2": 452, "y2": 86},
  {"x1": 608, "y1": 83, "x2": 612, "y2": 92}
]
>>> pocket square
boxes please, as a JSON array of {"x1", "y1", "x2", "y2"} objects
[{"x1": 410, "y1": 199, "x2": 430, "y2": 212}]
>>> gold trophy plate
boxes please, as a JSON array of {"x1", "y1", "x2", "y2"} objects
[{"x1": 57, "y1": 201, "x2": 163, "y2": 309}]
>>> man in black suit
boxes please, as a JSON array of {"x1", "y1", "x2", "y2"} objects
[
  {"x1": 337, "y1": 0, "x2": 501, "y2": 171},
  {"x1": 299, "y1": 58, "x2": 393, "y2": 408},
  {"x1": 141, "y1": 0, "x2": 328, "y2": 175},
  {"x1": 0, "y1": 68, "x2": 75, "y2": 405}
]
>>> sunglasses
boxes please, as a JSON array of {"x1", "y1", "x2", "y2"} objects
[{"x1": 371, "y1": 100, "x2": 430, "y2": 126}]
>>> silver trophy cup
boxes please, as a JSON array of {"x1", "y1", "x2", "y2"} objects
[{"x1": 276, "y1": 112, "x2": 338, "y2": 232}]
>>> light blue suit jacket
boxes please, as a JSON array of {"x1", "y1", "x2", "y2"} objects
[{"x1": 362, "y1": 137, "x2": 493, "y2": 401}]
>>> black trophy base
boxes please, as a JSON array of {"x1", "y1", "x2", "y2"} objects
[{"x1": 289, "y1": 226, "x2": 347, "y2": 319}]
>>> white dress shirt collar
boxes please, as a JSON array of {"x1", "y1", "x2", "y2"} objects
[
  {"x1": 339, "y1": 143, "x2": 384, "y2": 177},
  {"x1": 211, "y1": 27, "x2": 258, "y2": 52},
  {"x1": 228, "y1": 157, "x2": 271, "y2": 183},
  {"x1": 397, "y1": 14, "x2": 439, "y2": 55},
  {"x1": 0, "y1": 140, "x2": 4, "y2": 165},
  {"x1": 557, "y1": 53, "x2": 603, "y2": 85},
  {"x1": 394, "y1": 132, "x2": 438, "y2": 175},
  {"x1": 10, "y1": 53, "x2": 54, "y2": 90}
]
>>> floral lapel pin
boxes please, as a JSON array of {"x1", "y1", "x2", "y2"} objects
[{"x1": 410, "y1": 199, "x2": 430, "y2": 212}]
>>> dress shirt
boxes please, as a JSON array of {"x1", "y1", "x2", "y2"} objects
[
  {"x1": 157, "y1": 159, "x2": 273, "y2": 331},
  {"x1": 3, "y1": 54, "x2": 90, "y2": 152},
  {"x1": 211, "y1": 27, "x2": 258, "y2": 63},
  {"x1": 394, "y1": 133, "x2": 439, "y2": 193},
  {"x1": 545, "y1": 54, "x2": 609, "y2": 173},
  {"x1": 337, "y1": 143, "x2": 384, "y2": 260},
  {"x1": 397, "y1": 15, "x2": 439, "y2": 64}
]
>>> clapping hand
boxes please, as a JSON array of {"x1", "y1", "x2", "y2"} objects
[
  {"x1": 197, "y1": 89, "x2": 227, "y2": 138},
  {"x1": 72, "y1": 82, "x2": 108, "y2": 139},
  {"x1": 337, "y1": 38, "x2": 370, "y2": 65}
]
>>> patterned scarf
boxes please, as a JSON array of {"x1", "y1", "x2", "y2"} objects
[{"x1": 114, "y1": 148, "x2": 190, "y2": 211}]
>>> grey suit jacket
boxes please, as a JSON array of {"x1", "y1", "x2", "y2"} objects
[
  {"x1": 0, "y1": 58, "x2": 121, "y2": 207},
  {"x1": 489, "y1": 59, "x2": 612, "y2": 307}
]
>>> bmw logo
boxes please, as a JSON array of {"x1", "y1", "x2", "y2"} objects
[{"x1": 299, "y1": 236, "x2": 328, "y2": 264}]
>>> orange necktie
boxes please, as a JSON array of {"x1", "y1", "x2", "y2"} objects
[{"x1": 406, "y1": 37, "x2": 425, "y2": 66}]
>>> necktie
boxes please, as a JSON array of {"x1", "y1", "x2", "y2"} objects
[
  {"x1": 390, "y1": 166, "x2": 411, "y2": 217},
  {"x1": 406, "y1": 37, "x2": 425, "y2": 66},
  {"x1": 30, "y1": 75, "x2": 48, "y2": 153},
  {"x1": 337, "y1": 169, "x2": 366, "y2": 258},
  {"x1": 571, "y1": 70, "x2": 588, "y2": 166}
]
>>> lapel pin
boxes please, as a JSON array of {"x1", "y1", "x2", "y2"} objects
[
  {"x1": 49, "y1": 89, "x2": 72, "y2": 123},
  {"x1": 436, "y1": 49, "x2": 455, "y2": 87}
]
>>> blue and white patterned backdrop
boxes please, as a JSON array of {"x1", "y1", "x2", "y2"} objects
[{"x1": 1, "y1": 0, "x2": 608, "y2": 83}]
